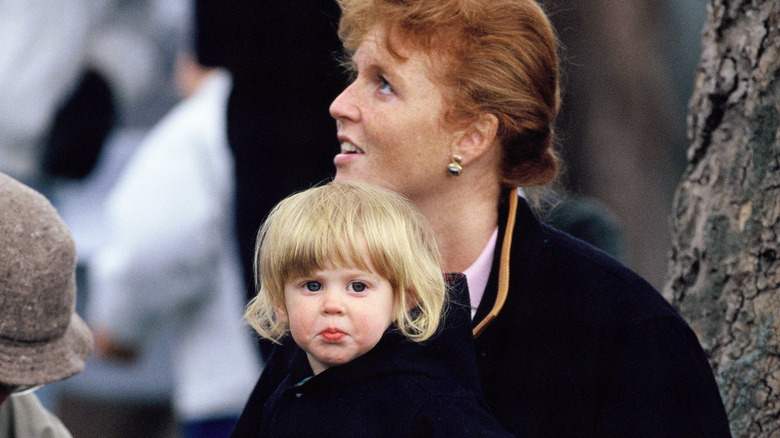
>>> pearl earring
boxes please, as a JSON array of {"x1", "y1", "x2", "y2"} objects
[{"x1": 447, "y1": 154, "x2": 463, "y2": 177}]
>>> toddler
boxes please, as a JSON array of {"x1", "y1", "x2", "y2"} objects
[{"x1": 243, "y1": 180, "x2": 511, "y2": 437}]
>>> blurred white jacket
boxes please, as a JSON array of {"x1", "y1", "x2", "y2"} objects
[{"x1": 88, "y1": 70, "x2": 262, "y2": 421}]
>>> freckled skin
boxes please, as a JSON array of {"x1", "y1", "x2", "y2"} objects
[{"x1": 330, "y1": 26, "x2": 457, "y2": 203}]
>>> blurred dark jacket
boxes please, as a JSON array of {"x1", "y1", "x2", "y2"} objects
[{"x1": 195, "y1": 1, "x2": 346, "y2": 308}]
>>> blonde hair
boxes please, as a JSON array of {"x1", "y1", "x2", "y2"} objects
[
  {"x1": 337, "y1": 0, "x2": 560, "y2": 187},
  {"x1": 245, "y1": 180, "x2": 446, "y2": 344}
]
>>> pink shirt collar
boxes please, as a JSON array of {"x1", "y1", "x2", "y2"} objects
[{"x1": 462, "y1": 227, "x2": 499, "y2": 318}]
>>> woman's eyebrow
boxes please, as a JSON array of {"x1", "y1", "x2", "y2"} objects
[
  {"x1": 355, "y1": 46, "x2": 407, "y2": 90},
  {"x1": 373, "y1": 59, "x2": 404, "y2": 87}
]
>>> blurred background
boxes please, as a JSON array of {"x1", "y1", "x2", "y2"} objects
[{"x1": 0, "y1": 0, "x2": 707, "y2": 436}]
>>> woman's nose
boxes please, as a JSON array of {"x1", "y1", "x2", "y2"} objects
[{"x1": 329, "y1": 82, "x2": 359, "y2": 122}]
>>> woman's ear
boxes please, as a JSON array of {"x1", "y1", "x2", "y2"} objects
[{"x1": 453, "y1": 113, "x2": 499, "y2": 166}]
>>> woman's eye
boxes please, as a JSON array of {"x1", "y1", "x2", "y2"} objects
[
  {"x1": 348, "y1": 282, "x2": 367, "y2": 293},
  {"x1": 378, "y1": 76, "x2": 394, "y2": 94},
  {"x1": 304, "y1": 281, "x2": 322, "y2": 292}
]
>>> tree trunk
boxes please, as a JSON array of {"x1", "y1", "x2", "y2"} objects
[{"x1": 664, "y1": 0, "x2": 780, "y2": 436}]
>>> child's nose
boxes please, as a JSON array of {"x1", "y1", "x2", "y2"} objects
[{"x1": 321, "y1": 289, "x2": 345, "y2": 315}]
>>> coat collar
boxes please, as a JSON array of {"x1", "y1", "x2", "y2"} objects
[
  {"x1": 473, "y1": 192, "x2": 545, "y2": 327},
  {"x1": 278, "y1": 274, "x2": 483, "y2": 396}
]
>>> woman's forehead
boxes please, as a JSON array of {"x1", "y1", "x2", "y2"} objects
[
  {"x1": 355, "y1": 26, "x2": 403, "y2": 62},
  {"x1": 355, "y1": 26, "x2": 448, "y2": 83},
  {"x1": 358, "y1": 24, "x2": 442, "y2": 62}
]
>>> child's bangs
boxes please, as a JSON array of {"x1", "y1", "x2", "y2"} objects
[{"x1": 278, "y1": 216, "x2": 379, "y2": 280}]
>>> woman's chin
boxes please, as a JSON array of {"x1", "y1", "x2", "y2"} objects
[{"x1": 334, "y1": 165, "x2": 366, "y2": 182}]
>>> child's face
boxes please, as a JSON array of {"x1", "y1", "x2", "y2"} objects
[{"x1": 277, "y1": 264, "x2": 395, "y2": 375}]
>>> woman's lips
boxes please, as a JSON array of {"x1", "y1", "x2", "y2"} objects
[
  {"x1": 334, "y1": 140, "x2": 364, "y2": 169},
  {"x1": 339, "y1": 140, "x2": 363, "y2": 154},
  {"x1": 320, "y1": 328, "x2": 345, "y2": 342},
  {"x1": 334, "y1": 152, "x2": 360, "y2": 167}
]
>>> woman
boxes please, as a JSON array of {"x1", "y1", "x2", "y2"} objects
[{"x1": 232, "y1": 0, "x2": 731, "y2": 436}]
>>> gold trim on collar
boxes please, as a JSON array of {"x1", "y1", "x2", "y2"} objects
[{"x1": 473, "y1": 191, "x2": 517, "y2": 338}]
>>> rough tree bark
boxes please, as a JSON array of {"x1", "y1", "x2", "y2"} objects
[{"x1": 663, "y1": 0, "x2": 780, "y2": 436}]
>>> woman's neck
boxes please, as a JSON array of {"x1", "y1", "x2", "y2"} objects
[{"x1": 417, "y1": 178, "x2": 501, "y2": 273}]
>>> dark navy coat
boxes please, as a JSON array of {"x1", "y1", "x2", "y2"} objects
[
  {"x1": 472, "y1": 196, "x2": 730, "y2": 437},
  {"x1": 233, "y1": 197, "x2": 731, "y2": 437}
]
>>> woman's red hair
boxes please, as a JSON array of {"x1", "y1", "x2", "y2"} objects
[{"x1": 337, "y1": 0, "x2": 561, "y2": 186}]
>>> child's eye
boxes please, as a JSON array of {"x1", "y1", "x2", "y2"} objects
[
  {"x1": 348, "y1": 281, "x2": 367, "y2": 293},
  {"x1": 304, "y1": 281, "x2": 322, "y2": 292}
]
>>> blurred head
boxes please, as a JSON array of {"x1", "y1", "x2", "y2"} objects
[
  {"x1": 245, "y1": 180, "x2": 446, "y2": 346},
  {"x1": 0, "y1": 172, "x2": 93, "y2": 390},
  {"x1": 331, "y1": 0, "x2": 560, "y2": 190}
]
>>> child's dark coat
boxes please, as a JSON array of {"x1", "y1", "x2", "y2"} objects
[{"x1": 258, "y1": 276, "x2": 512, "y2": 437}]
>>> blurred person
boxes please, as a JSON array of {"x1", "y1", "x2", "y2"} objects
[
  {"x1": 544, "y1": 0, "x2": 696, "y2": 290},
  {"x1": 0, "y1": 172, "x2": 94, "y2": 437},
  {"x1": 232, "y1": 0, "x2": 731, "y2": 437},
  {"x1": 194, "y1": 1, "x2": 347, "y2": 313},
  {"x1": 245, "y1": 181, "x2": 512, "y2": 437},
  {"x1": 38, "y1": 3, "x2": 194, "y2": 435},
  {"x1": 539, "y1": 191, "x2": 627, "y2": 262},
  {"x1": 49, "y1": 0, "x2": 190, "y2": 273},
  {"x1": 87, "y1": 51, "x2": 262, "y2": 438}
]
